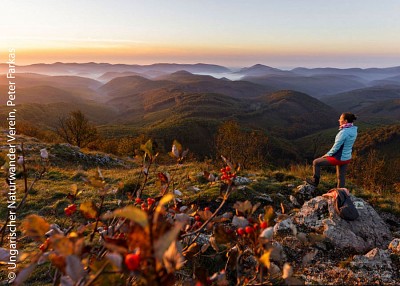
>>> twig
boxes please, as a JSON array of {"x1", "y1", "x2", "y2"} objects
[
  {"x1": 181, "y1": 184, "x2": 234, "y2": 253},
  {"x1": 90, "y1": 195, "x2": 105, "y2": 243}
]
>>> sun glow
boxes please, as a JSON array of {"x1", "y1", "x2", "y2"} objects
[{"x1": 1, "y1": 0, "x2": 399, "y2": 67}]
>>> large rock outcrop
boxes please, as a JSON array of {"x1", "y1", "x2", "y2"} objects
[{"x1": 293, "y1": 195, "x2": 392, "y2": 253}]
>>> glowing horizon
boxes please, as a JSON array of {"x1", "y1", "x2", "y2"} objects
[{"x1": 1, "y1": 0, "x2": 400, "y2": 68}]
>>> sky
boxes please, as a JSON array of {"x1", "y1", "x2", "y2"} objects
[{"x1": 1, "y1": 0, "x2": 400, "y2": 68}]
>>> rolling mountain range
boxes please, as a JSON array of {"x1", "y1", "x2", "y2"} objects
[{"x1": 0, "y1": 62, "x2": 399, "y2": 160}]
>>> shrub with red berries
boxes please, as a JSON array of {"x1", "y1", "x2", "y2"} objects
[
  {"x1": 220, "y1": 166, "x2": 237, "y2": 183},
  {"x1": 17, "y1": 141, "x2": 301, "y2": 286}
]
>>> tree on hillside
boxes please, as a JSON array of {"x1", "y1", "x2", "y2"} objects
[
  {"x1": 55, "y1": 110, "x2": 98, "y2": 147},
  {"x1": 216, "y1": 120, "x2": 269, "y2": 168}
]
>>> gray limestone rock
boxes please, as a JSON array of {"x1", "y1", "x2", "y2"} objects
[
  {"x1": 351, "y1": 248, "x2": 392, "y2": 270},
  {"x1": 293, "y1": 195, "x2": 392, "y2": 253},
  {"x1": 274, "y1": 218, "x2": 297, "y2": 237}
]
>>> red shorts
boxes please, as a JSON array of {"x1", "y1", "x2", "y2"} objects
[{"x1": 326, "y1": 156, "x2": 351, "y2": 166}]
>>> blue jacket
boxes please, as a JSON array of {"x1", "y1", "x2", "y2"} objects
[{"x1": 326, "y1": 126, "x2": 358, "y2": 161}]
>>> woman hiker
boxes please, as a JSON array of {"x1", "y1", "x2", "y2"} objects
[{"x1": 306, "y1": 112, "x2": 358, "y2": 188}]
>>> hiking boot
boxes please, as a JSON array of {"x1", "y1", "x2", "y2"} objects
[{"x1": 306, "y1": 177, "x2": 319, "y2": 187}]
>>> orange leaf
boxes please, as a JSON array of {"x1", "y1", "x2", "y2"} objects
[
  {"x1": 51, "y1": 236, "x2": 75, "y2": 256},
  {"x1": 79, "y1": 201, "x2": 99, "y2": 219},
  {"x1": 259, "y1": 249, "x2": 272, "y2": 269},
  {"x1": 21, "y1": 215, "x2": 49, "y2": 242}
]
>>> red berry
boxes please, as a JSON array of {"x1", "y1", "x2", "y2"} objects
[
  {"x1": 64, "y1": 204, "x2": 77, "y2": 216},
  {"x1": 225, "y1": 166, "x2": 231, "y2": 172},
  {"x1": 204, "y1": 207, "x2": 210, "y2": 212},
  {"x1": 64, "y1": 208, "x2": 71, "y2": 216},
  {"x1": 194, "y1": 215, "x2": 201, "y2": 221},
  {"x1": 253, "y1": 223, "x2": 259, "y2": 230},
  {"x1": 69, "y1": 204, "x2": 77, "y2": 212},
  {"x1": 245, "y1": 226, "x2": 254, "y2": 234},
  {"x1": 39, "y1": 238, "x2": 50, "y2": 252},
  {"x1": 220, "y1": 168, "x2": 225, "y2": 173},
  {"x1": 260, "y1": 221, "x2": 268, "y2": 229},
  {"x1": 147, "y1": 198, "x2": 155, "y2": 206},
  {"x1": 135, "y1": 198, "x2": 142, "y2": 204},
  {"x1": 237, "y1": 228, "x2": 245, "y2": 236},
  {"x1": 125, "y1": 253, "x2": 141, "y2": 271},
  {"x1": 194, "y1": 221, "x2": 202, "y2": 228}
]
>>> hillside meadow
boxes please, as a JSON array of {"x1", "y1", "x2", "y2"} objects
[{"x1": 0, "y1": 133, "x2": 399, "y2": 285}]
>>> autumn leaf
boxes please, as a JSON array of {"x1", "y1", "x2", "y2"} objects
[
  {"x1": 88, "y1": 177, "x2": 106, "y2": 188},
  {"x1": 252, "y1": 202, "x2": 261, "y2": 214},
  {"x1": 21, "y1": 215, "x2": 50, "y2": 242},
  {"x1": 173, "y1": 140, "x2": 183, "y2": 155},
  {"x1": 66, "y1": 255, "x2": 85, "y2": 282},
  {"x1": 209, "y1": 236, "x2": 220, "y2": 252},
  {"x1": 171, "y1": 144, "x2": 180, "y2": 158},
  {"x1": 198, "y1": 209, "x2": 213, "y2": 221},
  {"x1": 233, "y1": 200, "x2": 253, "y2": 215},
  {"x1": 264, "y1": 205, "x2": 275, "y2": 226},
  {"x1": 282, "y1": 263, "x2": 293, "y2": 279},
  {"x1": 126, "y1": 225, "x2": 150, "y2": 256},
  {"x1": 49, "y1": 253, "x2": 67, "y2": 272},
  {"x1": 140, "y1": 139, "x2": 154, "y2": 157},
  {"x1": 154, "y1": 223, "x2": 183, "y2": 262},
  {"x1": 51, "y1": 236, "x2": 75, "y2": 256},
  {"x1": 154, "y1": 194, "x2": 174, "y2": 224},
  {"x1": 182, "y1": 243, "x2": 200, "y2": 259},
  {"x1": 104, "y1": 238, "x2": 129, "y2": 253},
  {"x1": 259, "y1": 249, "x2": 272, "y2": 269},
  {"x1": 79, "y1": 201, "x2": 99, "y2": 219},
  {"x1": 158, "y1": 172, "x2": 169, "y2": 184},
  {"x1": 14, "y1": 264, "x2": 36, "y2": 286},
  {"x1": 221, "y1": 155, "x2": 234, "y2": 171},
  {"x1": 163, "y1": 241, "x2": 186, "y2": 273},
  {"x1": 181, "y1": 149, "x2": 189, "y2": 158},
  {"x1": 102, "y1": 206, "x2": 148, "y2": 228},
  {"x1": 156, "y1": 193, "x2": 174, "y2": 212}
]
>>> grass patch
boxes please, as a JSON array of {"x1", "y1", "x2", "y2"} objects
[{"x1": 46, "y1": 170, "x2": 69, "y2": 181}]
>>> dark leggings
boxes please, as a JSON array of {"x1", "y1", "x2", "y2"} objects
[{"x1": 312, "y1": 157, "x2": 349, "y2": 188}]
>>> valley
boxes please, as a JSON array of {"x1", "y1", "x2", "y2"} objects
[{"x1": 0, "y1": 62, "x2": 399, "y2": 163}]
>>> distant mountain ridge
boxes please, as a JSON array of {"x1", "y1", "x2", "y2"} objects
[
  {"x1": 1, "y1": 62, "x2": 399, "y2": 164},
  {"x1": 322, "y1": 86, "x2": 400, "y2": 121},
  {"x1": 0, "y1": 62, "x2": 231, "y2": 77},
  {"x1": 237, "y1": 64, "x2": 294, "y2": 76}
]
